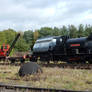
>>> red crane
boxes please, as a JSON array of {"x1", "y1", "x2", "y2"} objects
[{"x1": 0, "y1": 33, "x2": 20, "y2": 60}]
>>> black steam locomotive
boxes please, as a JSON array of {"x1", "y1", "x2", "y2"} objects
[{"x1": 32, "y1": 34, "x2": 92, "y2": 63}]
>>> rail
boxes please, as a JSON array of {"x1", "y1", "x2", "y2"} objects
[
  {"x1": 0, "y1": 63, "x2": 92, "y2": 69},
  {"x1": 0, "y1": 83, "x2": 91, "y2": 92}
]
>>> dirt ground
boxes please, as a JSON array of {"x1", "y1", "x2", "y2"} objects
[{"x1": 0, "y1": 65, "x2": 92, "y2": 91}]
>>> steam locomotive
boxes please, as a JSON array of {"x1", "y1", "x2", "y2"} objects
[{"x1": 32, "y1": 33, "x2": 92, "y2": 63}]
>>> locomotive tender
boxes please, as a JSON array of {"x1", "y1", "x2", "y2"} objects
[{"x1": 32, "y1": 34, "x2": 92, "y2": 63}]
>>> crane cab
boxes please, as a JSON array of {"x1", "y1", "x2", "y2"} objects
[{"x1": 0, "y1": 44, "x2": 10, "y2": 57}]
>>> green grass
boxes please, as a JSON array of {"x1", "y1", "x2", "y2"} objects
[{"x1": 0, "y1": 65, "x2": 92, "y2": 91}]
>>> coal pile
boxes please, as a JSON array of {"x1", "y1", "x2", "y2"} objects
[{"x1": 18, "y1": 62, "x2": 42, "y2": 76}]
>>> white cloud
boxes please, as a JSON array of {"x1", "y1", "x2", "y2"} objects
[{"x1": 0, "y1": 0, "x2": 92, "y2": 31}]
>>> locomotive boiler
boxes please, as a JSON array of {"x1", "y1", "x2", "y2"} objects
[{"x1": 32, "y1": 33, "x2": 92, "y2": 63}]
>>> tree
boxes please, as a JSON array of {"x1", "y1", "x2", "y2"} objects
[
  {"x1": 0, "y1": 32, "x2": 6, "y2": 45},
  {"x1": 3, "y1": 29, "x2": 17, "y2": 44},
  {"x1": 15, "y1": 36, "x2": 29, "y2": 52},
  {"x1": 59, "y1": 26, "x2": 68, "y2": 36},
  {"x1": 68, "y1": 25, "x2": 77, "y2": 38},
  {"x1": 38, "y1": 27, "x2": 52, "y2": 37},
  {"x1": 77, "y1": 24, "x2": 84, "y2": 37},
  {"x1": 34, "y1": 30, "x2": 39, "y2": 41},
  {"x1": 51, "y1": 27, "x2": 59, "y2": 36},
  {"x1": 23, "y1": 30, "x2": 34, "y2": 48},
  {"x1": 84, "y1": 25, "x2": 92, "y2": 36}
]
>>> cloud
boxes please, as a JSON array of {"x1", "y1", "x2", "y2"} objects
[{"x1": 0, "y1": 0, "x2": 92, "y2": 31}]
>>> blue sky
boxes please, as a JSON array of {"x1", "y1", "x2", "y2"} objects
[{"x1": 0, "y1": 0, "x2": 92, "y2": 31}]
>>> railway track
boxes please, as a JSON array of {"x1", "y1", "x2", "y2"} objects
[
  {"x1": 0, "y1": 83, "x2": 91, "y2": 92},
  {"x1": 40, "y1": 63, "x2": 92, "y2": 69},
  {"x1": 0, "y1": 62, "x2": 92, "y2": 69}
]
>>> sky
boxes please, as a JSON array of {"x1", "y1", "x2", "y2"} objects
[{"x1": 0, "y1": 0, "x2": 92, "y2": 31}]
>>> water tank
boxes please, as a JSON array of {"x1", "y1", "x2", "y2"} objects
[{"x1": 33, "y1": 36, "x2": 57, "y2": 52}]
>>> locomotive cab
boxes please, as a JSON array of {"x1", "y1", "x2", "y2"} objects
[{"x1": 0, "y1": 44, "x2": 10, "y2": 57}]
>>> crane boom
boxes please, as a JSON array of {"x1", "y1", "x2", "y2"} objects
[{"x1": 7, "y1": 33, "x2": 20, "y2": 56}]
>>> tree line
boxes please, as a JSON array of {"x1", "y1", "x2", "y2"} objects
[{"x1": 0, "y1": 24, "x2": 92, "y2": 52}]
